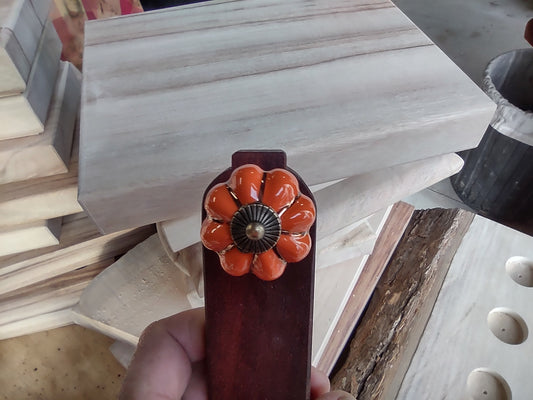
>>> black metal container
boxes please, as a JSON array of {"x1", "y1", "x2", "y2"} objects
[{"x1": 452, "y1": 49, "x2": 533, "y2": 222}]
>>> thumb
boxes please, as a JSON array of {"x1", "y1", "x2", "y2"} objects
[{"x1": 315, "y1": 390, "x2": 356, "y2": 400}]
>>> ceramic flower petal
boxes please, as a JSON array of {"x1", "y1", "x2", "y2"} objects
[
  {"x1": 228, "y1": 164, "x2": 264, "y2": 205},
  {"x1": 261, "y1": 169, "x2": 299, "y2": 213},
  {"x1": 252, "y1": 249, "x2": 287, "y2": 281},
  {"x1": 201, "y1": 219, "x2": 233, "y2": 252},
  {"x1": 276, "y1": 233, "x2": 312, "y2": 263},
  {"x1": 219, "y1": 247, "x2": 253, "y2": 277},
  {"x1": 280, "y1": 194, "x2": 316, "y2": 233},
  {"x1": 205, "y1": 183, "x2": 238, "y2": 222}
]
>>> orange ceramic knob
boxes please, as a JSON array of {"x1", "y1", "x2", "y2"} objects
[{"x1": 201, "y1": 164, "x2": 316, "y2": 281}]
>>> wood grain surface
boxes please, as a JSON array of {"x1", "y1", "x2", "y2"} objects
[
  {"x1": 316, "y1": 202, "x2": 414, "y2": 375},
  {"x1": 397, "y1": 215, "x2": 533, "y2": 399},
  {"x1": 331, "y1": 208, "x2": 475, "y2": 399},
  {"x1": 0, "y1": 61, "x2": 80, "y2": 184},
  {"x1": 0, "y1": 20, "x2": 61, "y2": 139},
  {"x1": 0, "y1": 0, "x2": 45, "y2": 95},
  {"x1": 0, "y1": 213, "x2": 155, "y2": 295},
  {"x1": 79, "y1": 0, "x2": 495, "y2": 234}
]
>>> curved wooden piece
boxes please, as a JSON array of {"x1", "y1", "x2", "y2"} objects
[{"x1": 203, "y1": 150, "x2": 316, "y2": 400}]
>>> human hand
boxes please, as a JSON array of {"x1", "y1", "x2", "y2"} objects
[{"x1": 119, "y1": 308, "x2": 354, "y2": 400}]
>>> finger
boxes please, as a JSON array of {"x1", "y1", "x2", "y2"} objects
[
  {"x1": 183, "y1": 361, "x2": 208, "y2": 400},
  {"x1": 310, "y1": 366, "x2": 330, "y2": 399},
  {"x1": 315, "y1": 390, "x2": 356, "y2": 400},
  {"x1": 119, "y1": 308, "x2": 205, "y2": 400}
]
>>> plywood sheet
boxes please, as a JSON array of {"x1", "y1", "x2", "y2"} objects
[
  {"x1": 79, "y1": 0, "x2": 495, "y2": 234},
  {"x1": 0, "y1": 217, "x2": 61, "y2": 257},
  {"x1": 0, "y1": 20, "x2": 61, "y2": 139},
  {"x1": 397, "y1": 215, "x2": 533, "y2": 399},
  {"x1": 0, "y1": 0, "x2": 44, "y2": 95},
  {"x1": 0, "y1": 61, "x2": 80, "y2": 184}
]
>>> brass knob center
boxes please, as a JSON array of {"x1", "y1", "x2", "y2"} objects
[{"x1": 245, "y1": 222, "x2": 265, "y2": 240}]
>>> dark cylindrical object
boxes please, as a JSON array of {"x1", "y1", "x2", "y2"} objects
[{"x1": 452, "y1": 49, "x2": 533, "y2": 222}]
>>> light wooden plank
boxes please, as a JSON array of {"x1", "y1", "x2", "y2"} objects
[
  {"x1": 0, "y1": 0, "x2": 44, "y2": 95},
  {"x1": 73, "y1": 234, "x2": 197, "y2": 345},
  {"x1": 397, "y1": 216, "x2": 533, "y2": 400},
  {"x1": 314, "y1": 202, "x2": 414, "y2": 371},
  {"x1": 0, "y1": 307, "x2": 73, "y2": 340},
  {"x1": 29, "y1": 0, "x2": 51, "y2": 25},
  {"x1": 0, "y1": 20, "x2": 61, "y2": 139},
  {"x1": 331, "y1": 208, "x2": 475, "y2": 399},
  {"x1": 79, "y1": 0, "x2": 495, "y2": 234},
  {"x1": 0, "y1": 213, "x2": 155, "y2": 294},
  {"x1": 159, "y1": 153, "x2": 463, "y2": 253},
  {"x1": 0, "y1": 155, "x2": 81, "y2": 227},
  {"x1": 0, "y1": 259, "x2": 112, "y2": 326},
  {"x1": 0, "y1": 217, "x2": 61, "y2": 257},
  {"x1": 0, "y1": 61, "x2": 80, "y2": 184}
]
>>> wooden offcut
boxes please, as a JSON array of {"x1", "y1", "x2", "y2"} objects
[
  {"x1": 0, "y1": 217, "x2": 61, "y2": 257},
  {"x1": 0, "y1": 20, "x2": 61, "y2": 139},
  {"x1": 0, "y1": 61, "x2": 80, "y2": 184},
  {"x1": 397, "y1": 215, "x2": 533, "y2": 399},
  {"x1": 316, "y1": 202, "x2": 414, "y2": 374},
  {"x1": 0, "y1": 0, "x2": 44, "y2": 95},
  {"x1": 0, "y1": 213, "x2": 155, "y2": 295},
  {"x1": 331, "y1": 208, "x2": 475, "y2": 400},
  {"x1": 0, "y1": 259, "x2": 113, "y2": 336},
  {"x1": 0, "y1": 138, "x2": 81, "y2": 227},
  {"x1": 79, "y1": 0, "x2": 495, "y2": 234}
]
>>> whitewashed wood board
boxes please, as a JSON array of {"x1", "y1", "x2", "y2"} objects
[
  {"x1": 397, "y1": 216, "x2": 533, "y2": 400},
  {"x1": 0, "y1": 217, "x2": 61, "y2": 257},
  {"x1": 158, "y1": 152, "x2": 463, "y2": 254},
  {"x1": 0, "y1": 307, "x2": 73, "y2": 340},
  {"x1": 0, "y1": 213, "x2": 155, "y2": 295},
  {"x1": 0, "y1": 0, "x2": 44, "y2": 95},
  {"x1": 0, "y1": 20, "x2": 61, "y2": 139},
  {"x1": 79, "y1": 0, "x2": 495, "y2": 234},
  {"x1": 73, "y1": 234, "x2": 197, "y2": 346},
  {"x1": 0, "y1": 61, "x2": 80, "y2": 184},
  {"x1": 28, "y1": 0, "x2": 51, "y2": 25},
  {"x1": 0, "y1": 152, "x2": 81, "y2": 227}
]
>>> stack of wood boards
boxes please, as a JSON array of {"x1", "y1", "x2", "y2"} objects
[
  {"x1": 0, "y1": 0, "x2": 78, "y2": 258},
  {"x1": 0, "y1": 0, "x2": 157, "y2": 340}
]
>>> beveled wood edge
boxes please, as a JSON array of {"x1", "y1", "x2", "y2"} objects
[{"x1": 316, "y1": 201, "x2": 414, "y2": 374}]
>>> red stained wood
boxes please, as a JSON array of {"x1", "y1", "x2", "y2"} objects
[{"x1": 203, "y1": 151, "x2": 315, "y2": 400}]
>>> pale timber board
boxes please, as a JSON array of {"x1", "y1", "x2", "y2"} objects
[
  {"x1": 0, "y1": 259, "x2": 112, "y2": 326},
  {"x1": 0, "y1": 150, "x2": 81, "y2": 227},
  {"x1": 0, "y1": 0, "x2": 44, "y2": 95},
  {"x1": 0, "y1": 132, "x2": 82, "y2": 227},
  {"x1": 0, "y1": 307, "x2": 73, "y2": 340},
  {"x1": 74, "y1": 234, "x2": 197, "y2": 345},
  {"x1": 0, "y1": 62, "x2": 80, "y2": 184},
  {"x1": 0, "y1": 217, "x2": 61, "y2": 257},
  {"x1": 159, "y1": 153, "x2": 463, "y2": 254},
  {"x1": 314, "y1": 202, "x2": 413, "y2": 371},
  {"x1": 0, "y1": 20, "x2": 61, "y2": 139},
  {"x1": 79, "y1": 0, "x2": 495, "y2": 234},
  {"x1": 0, "y1": 213, "x2": 155, "y2": 294},
  {"x1": 397, "y1": 216, "x2": 533, "y2": 400},
  {"x1": 28, "y1": 0, "x2": 51, "y2": 25}
]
